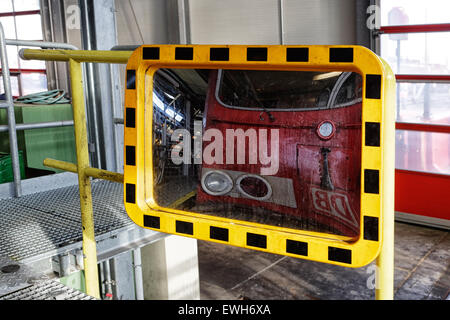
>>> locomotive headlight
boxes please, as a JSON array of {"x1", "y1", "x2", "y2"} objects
[
  {"x1": 236, "y1": 174, "x2": 272, "y2": 201},
  {"x1": 316, "y1": 120, "x2": 336, "y2": 140},
  {"x1": 201, "y1": 170, "x2": 233, "y2": 196}
]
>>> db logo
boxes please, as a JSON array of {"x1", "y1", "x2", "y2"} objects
[{"x1": 311, "y1": 187, "x2": 358, "y2": 229}]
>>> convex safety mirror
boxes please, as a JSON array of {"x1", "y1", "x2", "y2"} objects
[{"x1": 123, "y1": 45, "x2": 395, "y2": 268}]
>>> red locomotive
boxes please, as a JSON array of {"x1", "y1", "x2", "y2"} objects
[{"x1": 195, "y1": 69, "x2": 363, "y2": 238}]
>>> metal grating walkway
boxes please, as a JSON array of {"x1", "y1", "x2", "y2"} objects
[
  {"x1": 0, "y1": 179, "x2": 132, "y2": 261},
  {"x1": 0, "y1": 279, "x2": 95, "y2": 300},
  {"x1": 0, "y1": 255, "x2": 94, "y2": 300},
  {"x1": 0, "y1": 176, "x2": 195, "y2": 299}
]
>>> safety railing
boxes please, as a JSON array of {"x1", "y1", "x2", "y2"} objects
[
  {"x1": 20, "y1": 48, "x2": 132, "y2": 299},
  {"x1": 0, "y1": 22, "x2": 79, "y2": 198}
]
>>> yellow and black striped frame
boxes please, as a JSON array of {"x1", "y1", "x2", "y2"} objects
[{"x1": 123, "y1": 45, "x2": 396, "y2": 268}]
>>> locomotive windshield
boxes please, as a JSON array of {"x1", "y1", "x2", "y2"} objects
[{"x1": 217, "y1": 69, "x2": 362, "y2": 110}]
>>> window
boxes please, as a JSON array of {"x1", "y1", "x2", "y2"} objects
[
  {"x1": 0, "y1": 0, "x2": 47, "y2": 98},
  {"x1": 379, "y1": 0, "x2": 450, "y2": 176},
  {"x1": 153, "y1": 70, "x2": 185, "y2": 124},
  {"x1": 379, "y1": 1, "x2": 450, "y2": 222},
  {"x1": 380, "y1": 0, "x2": 450, "y2": 26},
  {"x1": 217, "y1": 70, "x2": 362, "y2": 110}
]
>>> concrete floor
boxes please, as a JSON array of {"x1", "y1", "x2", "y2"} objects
[{"x1": 197, "y1": 221, "x2": 450, "y2": 300}]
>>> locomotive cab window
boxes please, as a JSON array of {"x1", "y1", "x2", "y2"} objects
[
  {"x1": 147, "y1": 68, "x2": 363, "y2": 239},
  {"x1": 217, "y1": 70, "x2": 362, "y2": 111}
]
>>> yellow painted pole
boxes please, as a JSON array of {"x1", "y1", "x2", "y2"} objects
[
  {"x1": 376, "y1": 224, "x2": 394, "y2": 300},
  {"x1": 376, "y1": 200, "x2": 394, "y2": 300},
  {"x1": 69, "y1": 58, "x2": 100, "y2": 299},
  {"x1": 43, "y1": 158, "x2": 78, "y2": 172},
  {"x1": 21, "y1": 49, "x2": 131, "y2": 64},
  {"x1": 43, "y1": 158, "x2": 124, "y2": 183},
  {"x1": 20, "y1": 49, "x2": 133, "y2": 299},
  {"x1": 85, "y1": 167, "x2": 124, "y2": 184},
  {"x1": 375, "y1": 61, "x2": 396, "y2": 300}
]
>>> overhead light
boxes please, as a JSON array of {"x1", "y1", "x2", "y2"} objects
[
  {"x1": 313, "y1": 72, "x2": 342, "y2": 81},
  {"x1": 165, "y1": 108, "x2": 175, "y2": 118},
  {"x1": 153, "y1": 94, "x2": 165, "y2": 111},
  {"x1": 164, "y1": 92, "x2": 175, "y2": 99}
]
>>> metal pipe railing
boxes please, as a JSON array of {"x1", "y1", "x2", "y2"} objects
[
  {"x1": 0, "y1": 120, "x2": 74, "y2": 132},
  {"x1": 0, "y1": 23, "x2": 22, "y2": 197},
  {"x1": 19, "y1": 48, "x2": 132, "y2": 63},
  {"x1": 43, "y1": 158, "x2": 124, "y2": 183},
  {"x1": 5, "y1": 39, "x2": 78, "y2": 50},
  {"x1": 79, "y1": 0, "x2": 101, "y2": 169},
  {"x1": 68, "y1": 58, "x2": 100, "y2": 298},
  {"x1": 0, "y1": 21, "x2": 82, "y2": 197},
  {"x1": 21, "y1": 48, "x2": 132, "y2": 299}
]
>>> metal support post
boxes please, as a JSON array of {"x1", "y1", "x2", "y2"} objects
[
  {"x1": 0, "y1": 24, "x2": 22, "y2": 197},
  {"x1": 375, "y1": 62, "x2": 396, "y2": 300},
  {"x1": 375, "y1": 160, "x2": 395, "y2": 299},
  {"x1": 132, "y1": 249, "x2": 144, "y2": 300},
  {"x1": 375, "y1": 218, "x2": 394, "y2": 299},
  {"x1": 69, "y1": 58, "x2": 100, "y2": 299}
]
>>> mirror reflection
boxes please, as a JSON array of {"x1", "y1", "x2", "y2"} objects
[{"x1": 149, "y1": 68, "x2": 363, "y2": 238}]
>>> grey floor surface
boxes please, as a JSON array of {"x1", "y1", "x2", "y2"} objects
[{"x1": 197, "y1": 221, "x2": 450, "y2": 300}]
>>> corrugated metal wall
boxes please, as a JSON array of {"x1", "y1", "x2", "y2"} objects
[
  {"x1": 188, "y1": 0, "x2": 281, "y2": 44},
  {"x1": 115, "y1": 0, "x2": 357, "y2": 45},
  {"x1": 282, "y1": 0, "x2": 356, "y2": 45},
  {"x1": 116, "y1": 0, "x2": 170, "y2": 44}
]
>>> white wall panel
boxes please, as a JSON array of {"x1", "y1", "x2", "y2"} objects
[
  {"x1": 116, "y1": 0, "x2": 169, "y2": 45},
  {"x1": 188, "y1": 0, "x2": 281, "y2": 45},
  {"x1": 283, "y1": 0, "x2": 356, "y2": 45},
  {"x1": 116, "y1": 0, "x2": 357, "y2": 46}
]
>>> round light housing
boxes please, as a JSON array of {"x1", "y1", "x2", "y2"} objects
[
  {"x1": 316, "y1": 120, "x2": 336, "y2": 140},
  {"x1": 201, "y1": 170, "x2": 233, "y2": 196},
  {"x1": 236, "y1": 174, "x2": 272, "y2": 201}
]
